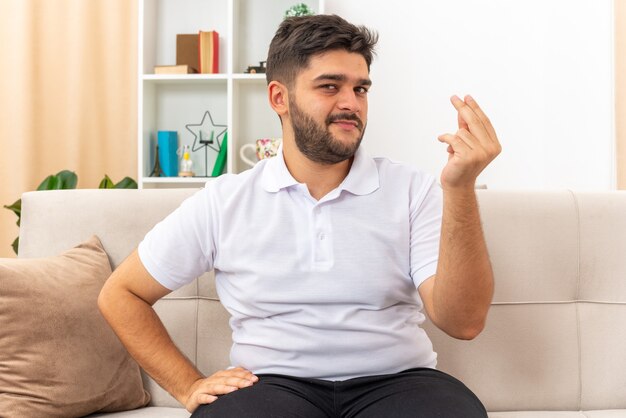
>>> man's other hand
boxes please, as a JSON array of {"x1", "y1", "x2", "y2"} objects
[{"x1": 184, "y1": 367, "x2": 259, "y2": 413}]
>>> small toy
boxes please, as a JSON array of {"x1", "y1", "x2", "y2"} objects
[
  {"x1": 177, "y1": 145, "x2": 194, "y2": 177},
  {"x1": 244, "y1": 61, "x2": 267, "y2": 74}
]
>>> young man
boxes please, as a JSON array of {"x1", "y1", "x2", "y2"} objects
[{"x1": 99, "y1": 14, "x2": 500, "y2": 418}]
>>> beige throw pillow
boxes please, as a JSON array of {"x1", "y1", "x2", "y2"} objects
[{"x1": 0, "y1": 236, "x2": 150, "y2": 417}]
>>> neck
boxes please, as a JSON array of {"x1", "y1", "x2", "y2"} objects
[{"x1": 282, "y1": 140, "x2": 353, "y2": 201}]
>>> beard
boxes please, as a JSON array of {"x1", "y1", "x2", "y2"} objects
[{"x1": 289, "y1": 96, "x2": 366, "y2": 165}]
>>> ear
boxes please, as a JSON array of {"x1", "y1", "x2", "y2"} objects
[{"x1": 268, "y1": 81, "x2": 289, "y2": 117}]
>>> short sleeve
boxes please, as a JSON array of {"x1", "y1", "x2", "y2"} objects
[
  {"x1": 138, "y1": 187, "x2": 215, "y2": 290},
  {"x1": 409, "y1": 178, "x2": 443, "y2": 288}
]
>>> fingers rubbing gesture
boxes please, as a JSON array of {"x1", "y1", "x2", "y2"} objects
[{"x1": 437, "y1": 95, "x2": 501, "y2": 190}]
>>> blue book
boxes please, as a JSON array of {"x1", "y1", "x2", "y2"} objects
[{"x1": 158, "y1": 131, "x2": 178, "y2": 177}]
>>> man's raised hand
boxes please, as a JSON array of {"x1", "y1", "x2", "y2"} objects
[{"x1": 437, "y1": 95, "x2": 501, "y2": 190}]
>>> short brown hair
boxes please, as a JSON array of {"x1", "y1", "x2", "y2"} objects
[{"x1": 266, "y1": 14, "x2": 378, "y2": 87}]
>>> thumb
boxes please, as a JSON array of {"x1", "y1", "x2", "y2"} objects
[{"x1": 186, "y1": 393, "x2": 218, "y2": 413}]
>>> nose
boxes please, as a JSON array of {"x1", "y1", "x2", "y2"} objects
[{"x1": 337, "y1": 88, "x2": 361, "y2": 113}]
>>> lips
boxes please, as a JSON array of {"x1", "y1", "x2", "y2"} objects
[
  {"x1": 327, "y1": 114, "x2": 363, "y2": 130},
  {"x1": 332, "y1": 120, "x2": 359, "y2": 129}
]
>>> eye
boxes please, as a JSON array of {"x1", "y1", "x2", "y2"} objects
[
  {"x1": 355, "y1": 86, "x2": 369, "y2": 94},
  {"x1": 320, "y1": 84, "x2": 338, "y2": 91}
]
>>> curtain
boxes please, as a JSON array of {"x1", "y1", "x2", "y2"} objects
[
  {"x1": 0, "y1": 0, "x2": 137, "y2": 257},
  {"x1": 617, "y1": 0, "x2": 626, "y2": 189}
]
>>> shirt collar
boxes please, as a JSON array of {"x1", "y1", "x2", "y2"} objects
[
  {"x1": 337, "y1": 145, "x2": 380, "y2": 196},
  {"x1": 260, "y1": 144, "x2": 299, "y2": 192},
  {"x1": 261, "y1": 144, "x2": 380, "y2": 196}
]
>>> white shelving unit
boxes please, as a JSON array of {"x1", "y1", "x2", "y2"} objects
[{"x1": 138, "y1": 0, "x2": 324, "y2": 189}]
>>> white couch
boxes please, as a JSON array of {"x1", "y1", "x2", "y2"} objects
[{"x1": 17, "y1": 189, "x2": 626, "y2": 417}]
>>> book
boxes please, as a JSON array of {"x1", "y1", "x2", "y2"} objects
[
  {"x1": 199, "y1": 30, "x2": 219, "y2": 74},
  {"x1": 211, "y1": 132, "x2": 228, "y2": 176},
  {"x1": 157, "y1": 131, "x2": 179, "y2": 177},
  {"x1": 176, "y1": 34, "x2": 199, "y2": 73},
  {"x1": 154, "y1": 65, "x2": 197, "y2": 75}
]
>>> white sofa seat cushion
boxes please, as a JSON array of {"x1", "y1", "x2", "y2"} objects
[{"x1": 90, "y1": 407, "x2": 190, "y2": 417}]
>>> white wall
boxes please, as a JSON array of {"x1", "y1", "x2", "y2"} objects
[{"x1": 325, "y1": 0, "x2": 615, "y2": 190}]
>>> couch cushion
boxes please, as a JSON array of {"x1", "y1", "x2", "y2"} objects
[
  {"x1": 17, "y1": 189, "x2": 226, "y2": 409},
  {"x1": 0, "y1": 236, "x2": 150, "y2": 417},
  {"x1": 584, "y1": 411, "x2": 626, "y2": 418},
  {"x1": 18, "y1": 189, "x2": 197, "y2": 268},
  {"x1": 89, "y1": 406, "x2": 190, "y2": 417},
  {"x1": 478, "y1": 190, "x2": 580, "y2": 303},
  {"x1": 424, "y1": 303, "x2": 581, "y2": 412},
  {"x1": 577, "y1": 193, "x2": 626, "y2": 410},
  {"x1": 424, "y1": 191, "x2": 582, "y2": 412},
  {"x1": 487, "y1": 412, "x2": 586, "y2": 418}
]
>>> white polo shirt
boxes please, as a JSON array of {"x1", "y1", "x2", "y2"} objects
[{"x1": 138, "y1": 146, "x2": 443, "y2": 381}]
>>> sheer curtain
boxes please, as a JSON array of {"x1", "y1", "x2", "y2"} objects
[
  {"x1": 0, "y1": 0, "x2": 137, "y2": 257},
  {"x1": 617, "y1": 0, "x2": 626, "y2": 189}
]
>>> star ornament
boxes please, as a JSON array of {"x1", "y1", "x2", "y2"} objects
[{"x1": 185, "y1": 110, "x2": 227, "y2": 153}]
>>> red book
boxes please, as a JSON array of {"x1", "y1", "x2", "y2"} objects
[{"x1": 199, "y1": 31, "x2": 219, "y2": 74}]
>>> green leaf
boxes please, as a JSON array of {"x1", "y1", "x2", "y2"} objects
[
  {"x1": 113, "y1": 177, "x2": 138, "y2": 189},
  {"x1": 56, "y1": 170, "x2": 78, "y2": 189},
  {"x1": 11, "y1": 236, "x2": 18, "y2": 255},
  {"x1": 37, "y1": 174, "x2": 59, "y2": 190},
  {"x1": 3, "y1": 198, "x2": 21, "y2": 218},
  {"x1": 98, "y1": 175, "x2": 115, "y2": 189},
  {"x1": 37, "y1": 171, "x2": 77, "y2": 190}
]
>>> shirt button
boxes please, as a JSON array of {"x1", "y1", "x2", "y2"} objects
[
  {"x1": 319, "y1": 233, "x2": 325, "y2": 240},
  {"x1": 314, "y1": 207, "x2": 321, "y2": 215}
]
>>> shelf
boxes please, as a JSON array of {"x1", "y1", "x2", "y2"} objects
[
  {"x1": 141, "y1": 0, "x2": 229, "y2": 75},
  {"x1": 141, "y1": 177, "x2": 212, "y2": 189},
  {"x1": 142, "y1": 177, "x2": 214, "y2": 189},
  {"x1": 232, "y1": 0, "x2": 322, "y2": 73},
  {"x1": 231, "y1": 73, "x2": 267, "y2": 82},
  {"x1": 138, "y1": 0, "x2": 324, "y2": 188},
  {"x1": 143, "y1": 74, "x2": 229, "y2": 84},
  {"x1": 143, "y1": 177, "x2": 213, "y2": 183},
  {"x1": 141, "y1": 73, "x2": 264, "y2": 84}
]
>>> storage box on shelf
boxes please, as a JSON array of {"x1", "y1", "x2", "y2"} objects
[{"x1": 138, "y1": 0, "x2": 324, "y2": 189}]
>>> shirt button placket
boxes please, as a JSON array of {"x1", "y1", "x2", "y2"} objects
[{"x1": 313, "y1": 205, "x2": 326, "y2": 264}]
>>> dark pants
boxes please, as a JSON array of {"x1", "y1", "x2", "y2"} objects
[{"x1": 191, "y1": 368, "x2": 487, "y2": 418}]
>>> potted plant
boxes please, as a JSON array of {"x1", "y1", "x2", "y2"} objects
[
  {"x1": 3, "y1": 170, "x2": 137, "y2": 254},
  {"x1": 284, "y1": 3, "x2": 314, "y2": 18}
]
